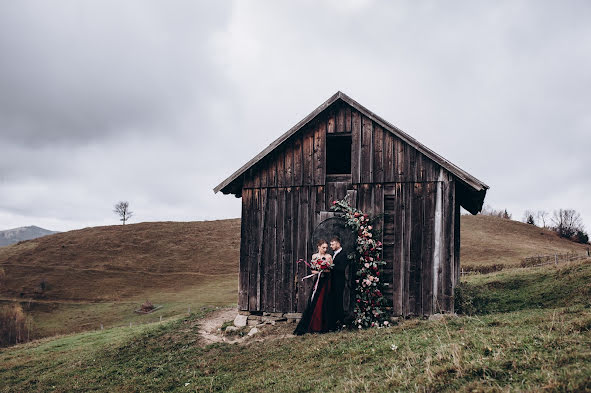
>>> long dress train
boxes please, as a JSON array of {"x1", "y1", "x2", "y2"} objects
[{"x1": 293, "y1": 272, "x2": 337, "y2": 335}]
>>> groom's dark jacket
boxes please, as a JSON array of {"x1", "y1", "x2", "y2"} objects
[{"x1": 331, "y1": 248, "x2": 351, "y2": 323}]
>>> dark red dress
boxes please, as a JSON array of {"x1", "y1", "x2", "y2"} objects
[{"x1": 294, "y1": 271, "x2": 337, "y2": 335}]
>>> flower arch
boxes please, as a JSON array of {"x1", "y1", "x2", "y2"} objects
[{"x1": 331, "y1": 198, "x2": 390, "y2": 328}]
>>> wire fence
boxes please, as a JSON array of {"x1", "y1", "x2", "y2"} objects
[{"x1": 460, "y1": 249, "x2": 591, "y2": 276}]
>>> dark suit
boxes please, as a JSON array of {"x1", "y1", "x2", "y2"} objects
[{"x1": 330, "y1": 248, "x2": 348, "y2": 325}]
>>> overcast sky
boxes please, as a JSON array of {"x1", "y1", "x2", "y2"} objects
[{"x1": 1, "y1": 1, "x2": 590, "y2": 233}]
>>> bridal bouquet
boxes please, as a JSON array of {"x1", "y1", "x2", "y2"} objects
[
  {"x1": 296, "y1": 255, "x2": 334, "y2": 274},
  {"x1": 310, "y1": 255, "x2": 334, "y2": 272}
]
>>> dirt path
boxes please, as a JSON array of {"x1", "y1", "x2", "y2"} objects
[{"x1": 197, "y1": 307, "x2": 295, "y2": 345}]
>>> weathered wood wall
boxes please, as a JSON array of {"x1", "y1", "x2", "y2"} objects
[{"x1": 239, "y1": 101, "x2": 460, "y2": 316}]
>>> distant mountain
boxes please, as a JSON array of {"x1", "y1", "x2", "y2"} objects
[{"x1": 0, "y1": 226, "x2": 59, "y2": 246}]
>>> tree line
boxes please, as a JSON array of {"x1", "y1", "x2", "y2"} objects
[
  {"x1": 478, "y1": 205, "x2": 589, "y2": 245},
  {"x1": 522, "y1": 209, "x2": 589, "y2": 244}
]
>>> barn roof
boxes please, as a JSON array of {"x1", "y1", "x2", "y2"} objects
[{"x1": 214, "y1": 91, "x2": 489, "y2": 214}]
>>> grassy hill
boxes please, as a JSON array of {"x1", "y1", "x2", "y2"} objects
[
  {"x1": 0, "y1": 220, "x2": 240, "y2": 339},
  {"x1": 0, "y1": 215, "x2": 589, "y2": 341},
  {"x1": 1, "y1": 258, "x2": 590, "y2": 392},
  {"x1": 460, "y1": 215, "x2": 589, "y2": 269}
]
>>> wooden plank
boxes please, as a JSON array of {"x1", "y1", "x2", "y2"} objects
[
  {"x1": 277, "y1": 149, "x2": 286, "y2": 187},
  {"x1": 310, "y1": 185, "x2": 317, "y2": 229},
  {"x1": 351, "y1": 110, "x2": 361, "y2": 183},
  {"x1": 327, "y1": 108, "x2": 336, "y2": 134},
  {"x1": 293, "y1": 135, "x2": 303, "y2": 186},
  {"x1": 408, "y1": 146, "x2": 417, "y2": 183},
  {"x1": 252, "y1": 165, "x2": 261, "y2": 188},
  {"x1": 251, "y1": 188, "x2": 266, "y2": 310},
  {"x1": 360, "y1": 116, "x2": 373, "y2": 183},
  {"x1": 391, "y1": 184, "x2": 403, "y2": 314},
  {"x1": 345, "y1": 105, "x2": 352, "y2": 133},
  {"x1": 297, "y1": 187, "x2": 310, "y2": 312},
  {"x1": 285, "y1": 144, "x2": 294, "y2": 187},
  {"x1": 382, "y1": 193, "x2": 395, "y2": 310},
  {"x1": 336, "y1": 104, "x2": 346, "y2": 133},
  {"x1": 268, "y1": 153, "x2": 278, "y2": 187},
  {"x1": 440, "y1": 179, "x2": 453, "y2": 312},
  {"x1": 303, "y1": 128, "x2": 314, "y2": 186},
  {"x1": 396, "y1": 137, "x2": 405, "y2": 182},
  {"x1": 275, "y1": 188, "x2": 285, "y2": 312},
  {"x1": 373, "y1": 183, "x2": 384, "y2": 236},
  {"x1": 409, "y1": 183, "x2": 423, "y2": 316},
  {"x1": 262, "y1": 188, "x2": 275, "y2": 311},
  {"x1": 402, "y1": 183, "x2": 411, "y2": 316},
  {"x1": 238, "y1": 190, "x2": 250, "y2": 310},
  {"x1": 358, "y1": 183, "x2": 372, "y2": 214},
  {"x1": 315, "y1": 186, "x2": 325, "y2": 220},
  {"x1": 448, "y1": 180, "x2": 456, "y2": 312},
  {"x1": 314, "y1": 120, "x2": 326, "y2": 185},
  {"x1": 373, "y1": 126, "x2": 384, "y2": 184},
  {"x1": 243, "y1": 169, "x2": 253, "y2": 189},
  {"x1": 383, "y1": 132, "x2": 394, "y2": 183},
  {"x1": 290, "y1": 187, "x2": 299, "y2": 312},
  {"x1": 281, "y1": 187, "x2": 292, "y2": 312},
  {"x1": 260, "y1": 159, "x2": 268, "y2": 188},
  {"x1": 454, "y1": 185, "x2": 461, "y2": 285},
  {"x1": 421, "y1": 183, "x2": 435, "y2": 315}
]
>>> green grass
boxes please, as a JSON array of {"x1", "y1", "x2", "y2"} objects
[
  {"x1": 1, "y1": 261, "x2": 591, "y2": 392},
  {"x1": 1, "y1": 276, "x2": 238, "y2": 340},
  {"x1": 456, "y1": 259, "x2": 591, "y2": 315}
]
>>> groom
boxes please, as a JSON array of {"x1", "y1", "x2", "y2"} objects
[{"x1": 330, "y1": 236, "x2": 348, "y2": 328}]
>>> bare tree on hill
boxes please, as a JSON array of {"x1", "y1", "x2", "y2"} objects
[
  {"x1": 536, "y1": 210, "x2": 549, "y2": 228},
  {"x1": 113, "y1": 201, "x2": 133, "y2": 225},
  {"x1": 551, "y1": 209, "x2": 584, "y2": 239}
]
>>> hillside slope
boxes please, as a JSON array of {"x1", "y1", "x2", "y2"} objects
[
  {"x1": 1, "y1": 215, "x2": 588, "y2": 340},
  {"x1": 0, "y1": 220, "x2": 240, "y2": 301},
  {"x1": 1, "y1": 215, "x2": 588, "y2": 302},
  {"x1": 460, "y1": 215, "x2": 589, "y2": 268},
  {"x1": 2, "y1": 259, "x2": 590, "y2": 392}
]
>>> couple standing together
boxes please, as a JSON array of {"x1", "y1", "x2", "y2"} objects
[{"x1": 294, "y1": 236, "x2": 348, "y2": 335}]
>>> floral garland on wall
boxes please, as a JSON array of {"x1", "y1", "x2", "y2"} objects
[{"x1": 331, "y1": 198, "x2": 390, "y2": 328}]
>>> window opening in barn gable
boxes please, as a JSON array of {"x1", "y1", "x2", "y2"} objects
[{"x1": 326, "y1": 134, "x2": 352, "y2": 175}]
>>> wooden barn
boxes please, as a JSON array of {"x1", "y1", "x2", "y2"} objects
[{"x1": 214, "y1": 91, "x2": 488, "y2": 317}]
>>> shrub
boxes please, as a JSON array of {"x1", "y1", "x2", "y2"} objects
[
  {"x1": 454, "y1": 283, "x2": 476, "y2": 315},
  {"x1": 576, "y1": 230, "x2": 589, "y2": 245},
  {"x1": 0, "y1": 304, "x2": 32, "y2": 347}
]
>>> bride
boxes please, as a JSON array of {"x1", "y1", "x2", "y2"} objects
[{"x1": 294, "y1": 239, "x2": 337, "y2": 335}]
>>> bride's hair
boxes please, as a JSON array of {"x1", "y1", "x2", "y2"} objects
[{"x1": 316, "y1": 239, "x2": 328, "y2": 248}]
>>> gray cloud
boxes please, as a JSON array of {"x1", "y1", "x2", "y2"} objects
[{"x1": 1, "y1": 1, "x2": 590, "y2": 233}]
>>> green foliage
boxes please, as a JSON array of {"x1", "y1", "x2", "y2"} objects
[
  {"x1": 331, "y1": 198, "x2": 389, "y2": 328},
  {"x1": 576, "y1": 230, "x2": 589, "y2": 244}
]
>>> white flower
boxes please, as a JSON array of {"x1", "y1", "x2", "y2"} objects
[
  {"x1": 384, "y1": 321, "x2": 389, "y2": 326},
  {"x1": 364, "y1": 263, "x2": 370, "y2": 268},
  {"x1": 390, "y1": 343, "x2": 398, "y2": 351}
]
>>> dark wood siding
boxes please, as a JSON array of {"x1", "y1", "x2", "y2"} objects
[{"x1": 238, "y1": 101, "x2": 460, "y2": 315}]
